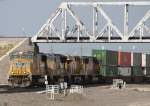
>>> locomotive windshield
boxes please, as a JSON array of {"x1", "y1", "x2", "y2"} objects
[
  {"x1": 10, "y1": 51, "x2": 33, "y2": 60},
  {"x1": 15, "y1": 62, "x2": 32, "y2": 67},
  {"x1": 11, "y1": 55, "x2": 33, "y2": 59}
]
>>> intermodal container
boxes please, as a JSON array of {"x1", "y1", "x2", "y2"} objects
[
  {"x1": 143, "y1": 68, "x2": 146, "y2": 75},
  {"x1": 132, "y1": 67, "x2": 143, "y2": 76},
  {"x1": 142, "y1": 53, "x2": 146, "y2": 67},
  {"x1": 92, "y1": 50, "x2": 118, "y2": 66},
  {"x1": 118, "y1": 51, "x2": 131, "y2": 66},
  {"x1": 118, "y1": 67, "x2": 131, "y2": 76},
  {"x1": 100, "y1": 65, "x2": 118, "y2": 76},
  {"x1": 131, "y1": 52, "x2": 142, "y2": 66},
  {"x1": 146, "y1": 54, "x2": 150, "y2": 67},
  {"x1": 131, "y1": 67, "x2": 144, "y2": 83},
  {"x1": 145, "y1": 67, "x2": 150, "y2": 76},
  {"x1": 144, "y1": 68, "x2": 150, "y2": 82}
]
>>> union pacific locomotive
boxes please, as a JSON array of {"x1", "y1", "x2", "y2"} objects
[
  {"x1": 8, "y1": 46, "x2": 148, "y2": 87},
  {"x1": 8, "y1": 51, "x2": 100, "y2": 87}
]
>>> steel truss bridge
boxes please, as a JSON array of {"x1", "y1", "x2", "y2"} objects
[{"x1": 31, "y1": 2, "x2": 150, "y2": 43}]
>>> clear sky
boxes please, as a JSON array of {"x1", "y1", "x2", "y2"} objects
[
  {"x1": 0, "y1": 0, "x2": 150, "y2": 55},
  {"x1": 0, "y1": 0, "x2": 62, "y2": 36},
  {"x1": 0, "y1": 0, "x2": 149, "y2": 36}
]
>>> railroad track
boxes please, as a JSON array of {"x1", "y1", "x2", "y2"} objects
[{"x1": 0, "y1": 85, "x2": 45, "y2": 94}]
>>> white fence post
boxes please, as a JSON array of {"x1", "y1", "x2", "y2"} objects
[
  {"x1": 46, "y1": 85, "x2": 60, "y2": 100},
  {"x1": 69, "y1": 85, "x2": 84, "y2": 94}
]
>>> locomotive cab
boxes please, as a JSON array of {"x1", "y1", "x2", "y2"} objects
[{"x1": 8, "y1": 51, "x2": 33, "y2": 87}]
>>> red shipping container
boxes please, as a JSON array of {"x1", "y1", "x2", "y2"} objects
[{"x1": 118, "y1": 51, "x2": 131, "y2": 66}]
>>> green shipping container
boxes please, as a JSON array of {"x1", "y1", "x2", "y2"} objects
[
  {"x1": 100, "y1": 65, "x2": 118, "y2": 76},
  {"x1": 132, "y1": 67, "x2": 143, "y2": 76},
  {"x1": 92, "y1": 49, "x2": 118, "y2": 66}
]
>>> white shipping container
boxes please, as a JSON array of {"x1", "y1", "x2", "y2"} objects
[
  {"x1": 142, "y1": 53, "x2": 146, "y2": 67},
  {"x1": 118, "y1": 67, "x2": 131, "y2": 76},
  {"x1": 131, "y1": 52, "x2": 133, "y2": 66},
  {"x1": 143, "y1": 68, "x2": 146, "y2": 75}
]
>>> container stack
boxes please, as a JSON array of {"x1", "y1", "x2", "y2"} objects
[
  {"x1": 146, "y1": 54, "x2": 150, "y2": 76},
  {"x1": 118, "y1": 51, "x2": 131, "y2": 83},
  {"x1": 131, "y1": 52, "x2": 143, "y2": 83},
  {"x1": 92, "y1": 49, "x2": 150, "y2": 83},
  {"x1": 142, "y1": 53, "x2": 146, "y2": 75},
  {"x1": 92, "y1": 50, "x2": 118, "y2": 77},
  {"x1": 142, "y1": 54, "x2": 150, "y2": 76},
  {"x1": 142, "y1": 54, "x2": 150, "y2": 82}
]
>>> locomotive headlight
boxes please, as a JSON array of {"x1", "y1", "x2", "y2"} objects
[{"x1": 19, "y1": 52, "x2": 23, "y2": 54}]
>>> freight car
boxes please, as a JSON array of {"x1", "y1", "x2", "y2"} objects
[
  {"x1": 8, "y1": 49, "x2": 149, "y2": 88},
  {"x1": 8, "y1": 51, "x2": 100, "y2": 87},
  {"x1": 92, "y1": 49, "x2": 145, "y2": 84}
]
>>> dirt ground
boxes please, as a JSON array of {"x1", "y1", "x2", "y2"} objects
[
  {"x1": 0, "y1": 38, "x2": 24, "y2": 57},
  {"x1": 0, "y1": 84, "x2": 150, "y2": 106},
  {"x1": 0, "y1": 38, "x2": 33, "y2": 84},
  {"x1": 1, "y1": 38, "x2": 150, "y2": 106}
]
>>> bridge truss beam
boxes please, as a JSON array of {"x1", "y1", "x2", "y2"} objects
[{"x1": 32, "y1": 2, "x2": 150, "y2": 43}]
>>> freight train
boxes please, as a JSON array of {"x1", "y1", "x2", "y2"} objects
[
  {"x1": 8, "y1": 51, "x2": 100, "y2": 87},
  {"x1": 7, "y1": 49, "x2": 150, "y2": 87}
]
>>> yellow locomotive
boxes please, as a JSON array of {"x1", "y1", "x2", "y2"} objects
[
  {"x1": 8, "y1": 51, "x2": 100, "y2": 87},
  {"x1": 8, "y1": 51, "x2": 34, "y2": 87}
]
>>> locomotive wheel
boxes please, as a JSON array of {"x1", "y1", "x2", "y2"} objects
[
  {"x1": 87, "y1": 76, "x2": 93, "y2": 84},
  {"x1": 20, "y1": 81, "x2": 31, "y2": 88},
  {"x1": 8, "y1": 81, "x2": 15, "y2": 88}
]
